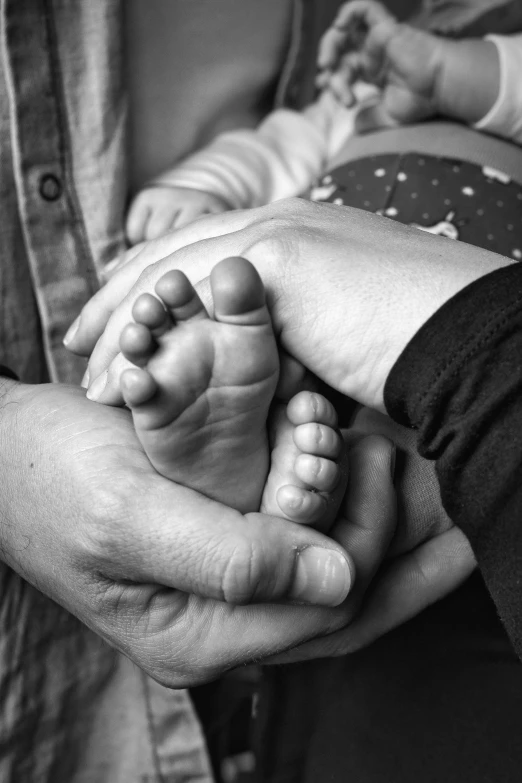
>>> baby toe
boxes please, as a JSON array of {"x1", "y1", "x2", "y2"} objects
[
  {"x1": 294, "y1": 454, "x2": 340, "y2": 493},
  {"x1": 276, "y1": 484, "x2": 327, "y2": 524},
  {"x1": 293, "y1": 422, "x2": 342, "y2": 459},
  {"x1": 155, "y1": 270, "x2": 207, "y2": 322},
  {"x1": 132, "y1": 293, "x2": 169, "y2": 335},
  {"x1": 120, "y1": 322, "x2": 156, "y2": 367},
  {"x1": 286, "y1": 391, "x2": 338, "y2": 428},
  {"x1": 120, "y1": 367, "x2": 157, "y2": 407}
]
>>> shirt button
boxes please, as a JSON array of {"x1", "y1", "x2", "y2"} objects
[{"x1": 39, "y1": 173, "x2": 63, "y2": 201}]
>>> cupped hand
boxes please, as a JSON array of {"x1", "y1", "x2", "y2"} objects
[
  {"x1": 0, "y1": 379, "x2": 405, "y2": 687},
  {"x1": 1, "y1": 376, "x2": 476, "y2": 678},
  {"x1": 269, "y1": 423, "x2": 476, "y2": 663},
  {"x1": 66, "y1": 200, "x2": 508, "y2": 411}
]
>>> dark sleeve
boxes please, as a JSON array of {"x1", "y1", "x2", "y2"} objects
[{"x1": 384, "y1": 263, "x2": 522, "y2": 658}]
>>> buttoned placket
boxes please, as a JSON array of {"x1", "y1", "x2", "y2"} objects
[{"x1": 2, "y1": 0, "x2": 98, "y2": 382}]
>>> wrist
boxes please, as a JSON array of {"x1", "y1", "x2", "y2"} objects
[
  {"x1": 432, "y1": 38, "x2": 460, "y2": 118},
  {"x1": 434, "y1": 38, "x2": 500, "y2": 124}
]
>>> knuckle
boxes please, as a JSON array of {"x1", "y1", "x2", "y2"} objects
[
  {"x1": 218, "y1": 537, "x2": 265, "y2": 605},
  {"x1": 73, "y1": 481, "x2": 135, "y2": 571},
  {"x1": 240, "y1": 199, "x2": 319, "y2": 267}
]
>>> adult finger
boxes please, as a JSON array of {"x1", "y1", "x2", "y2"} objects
[
  {"x1": 275, "y1": 526, "x2": 475, "y2": 662},
  {"x1": 66, "y1": 208, "x2": 258, "y2": 357},
  {"x1": 101, "y1": 242, "x2": 148, "y2": 282},
  {"x1": 101, "y1": 580, "x2": 347, "y2": 687},
  {"x1": 337, "y1": 527, "x2": 476, "y2": 653},
  {"x1": 91, "y1": 436, "x2": 396, "y2": 688},
  {"x1": 90, "y1": 464, "x2": 354, "y2": 608},
  {"x1": 265, "y1": 431, "x2": 397, "y2": 663},
  {"x1": 84, "y1": 351, "x2": 132, "y2": 404}
]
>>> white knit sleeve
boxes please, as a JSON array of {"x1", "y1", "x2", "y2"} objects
[{"x1": 149, "y1": 89, "x2": 370, "y2": 208}]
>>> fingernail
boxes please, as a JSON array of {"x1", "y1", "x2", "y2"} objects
[
  {"x1": 86, "y1": 370, "x2": 107, "y2": 401},
  {"x1": 290, "y1": 547, "x2": 352, "y2": 607},
  {"x1": 63, "y1": 316, "x2": 80, "y2": 346},
  {"x1": 81, "y1": 368, "x2": 90, "y2": 389}
]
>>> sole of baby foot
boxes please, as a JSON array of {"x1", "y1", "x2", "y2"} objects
[
  {"x1": 119, "y1": 256, "x2": 279, "y2": 513},
  {"x1": 261, "y1": 390, "x2": 348, "y2": 532}
]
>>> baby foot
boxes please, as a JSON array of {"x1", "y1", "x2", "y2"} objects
[
  {"x1": 119, "y1": 257, "x2": 279, "y2": 513},
  {"x1": 262, "y1": 391, "x2": 348, "y2": 533}
]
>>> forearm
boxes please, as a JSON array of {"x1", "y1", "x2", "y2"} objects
[
  {"x1": 435, "y1": 38, "x2": 500, "y2": 126},
  {"x1": 385, "y1": 263, "x2": 522, "y2": 658}
]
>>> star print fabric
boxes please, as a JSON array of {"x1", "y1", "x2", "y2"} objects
[{"x1": 312, "y1": 153, "x2": 522, "y2": 261}]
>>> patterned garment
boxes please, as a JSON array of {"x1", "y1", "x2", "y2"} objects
[{"x1": 311, "y1": 153, "x2": 522, "y2": 261}]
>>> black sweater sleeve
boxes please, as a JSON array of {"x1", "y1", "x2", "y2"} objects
[{"x1": 384, "y1": 263, "x2": 522, "y2": 658}]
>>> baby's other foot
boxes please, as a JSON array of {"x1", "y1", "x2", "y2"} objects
[
  {"x1": 119, "y1": 257, "x2": 279, "y2": 513},
  {"x1": 262, "y1": 391, "x2": 348, "y2": 532}
]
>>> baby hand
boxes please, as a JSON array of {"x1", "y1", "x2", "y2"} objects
[
  {"x1": 126, "y1": 186, "x2": 229, "y2": 245},
  {"x1": 317, "y1": 0, "x2": 445, "y2": 124}
]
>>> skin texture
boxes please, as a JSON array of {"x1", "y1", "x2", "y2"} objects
[
  {"x1": 67, "y1": 200, "x2": 510, "y2": 411},
  {"x1": 118, "y1": 257, "x2": 345, "y2": 523},
  {"x1": 1, "y1": 377, "x2": 378, "y2": 687},
  {"x1": 62, "y1": 198, "x2": 496, "y2": 652},
  {"x1": 0, "y1": 373, "x2": 472, "y2": 675}
]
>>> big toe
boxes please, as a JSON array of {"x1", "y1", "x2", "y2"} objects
[{"x1": 211, "y1": 257, "x2": 267, "y2": 322}]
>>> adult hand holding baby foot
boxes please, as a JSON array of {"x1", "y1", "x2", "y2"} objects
[
  {"x1": 1, "y1": 373, "x2": 397, "y2": 688},
  {"x1": 65, "y1": 198, "x2": 498, "y2": 656},
  {"x1": 68, "y1": 200, "x2": 505, "y2": 411}
]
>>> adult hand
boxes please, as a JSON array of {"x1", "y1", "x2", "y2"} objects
[
  {"x1": 276, "y1": 415, "x2": 476, "y2": 663},
  {"x1": 66, "y1": 200, "x2": 510, "y2": 410},
  {"x1": 0, "y1": 378, "x2": 402, "y2": 687}
]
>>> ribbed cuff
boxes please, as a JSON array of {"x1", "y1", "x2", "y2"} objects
[{"x1": 384, "y1": 263, "x2": 522, "y2": 428}]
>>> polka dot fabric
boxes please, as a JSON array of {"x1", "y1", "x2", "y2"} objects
[{"x1": 310, "y1": 154, "x2": 522, "y2": 261}]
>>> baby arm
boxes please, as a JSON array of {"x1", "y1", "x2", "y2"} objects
[
  {"x1": 317, "y1": 0, "x2": 521, "y2": 137},
  {"x1": 126, "y1": 187, "x2": 229, "y2": 245},
  {"x1": 126, "y1": 96, "x2": 363, "y2": 245}
]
